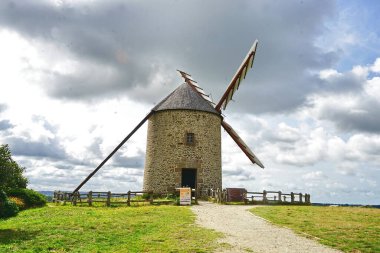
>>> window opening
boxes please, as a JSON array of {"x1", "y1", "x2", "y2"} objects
[{"x1": 186, "y1": 133, "x2": 194, "y2": 144}]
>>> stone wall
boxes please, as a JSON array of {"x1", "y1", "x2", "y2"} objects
[{"x1": 143, "y1": 109, "x2": 222, "y2": 193}]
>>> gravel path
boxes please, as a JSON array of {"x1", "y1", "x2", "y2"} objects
[{"x1": 191, "y1": 201, "x2": 342, "y2": 253}]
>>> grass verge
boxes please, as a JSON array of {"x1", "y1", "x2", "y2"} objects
[
  {"x1": 0, "y1": 204, "x2": 221, "y2": 252},
  {"x1": 250, "y1": 206, "x2": 380, "y2": 253}
]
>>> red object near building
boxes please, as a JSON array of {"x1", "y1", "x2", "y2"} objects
[{"x1": 226, "y1": 188, "x2": 247, "y2": 202}]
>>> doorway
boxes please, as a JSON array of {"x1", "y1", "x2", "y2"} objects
[{"x1": 181, "y1": 168, "x2": 197, "y2": 189}]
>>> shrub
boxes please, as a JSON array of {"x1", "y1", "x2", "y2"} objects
[
  {"x1": 7, "y1": 188, "x2": 46, "y2": 209},
  {"x1": 0, "y1": 190, "x2": 7, "y2": 202},
  {"x1": 0, "y1": 190, "x2": 19, "y2": 219},
  {"x1": 9, "y1": 196, "x2": 26, "y2": 210}
]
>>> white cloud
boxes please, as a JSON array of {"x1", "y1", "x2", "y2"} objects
[
  {"x1": 319, "y1": 69, "x2": 342, "y2": 79},
  {"x1": 365, "y1": 76, "x2": 380, "y2": 100},
  {"x1": 371, "y1": 58, "x2": 380, "y2": 73},
  {"x1": 351, "y1": 65, "x2": 369, "y2": 77},
  {"x1": 306, "y1": 60, "x2": 380, "y2": 134},
  {"x1": 302, "y1": 171, "x2": 327, "y2": 180},
  {"x1": 326, "y1": 182, "x2": 348, "y2": 191},
  {"x1": 271, "y1": 122, "x2": 301, "y2": 143},
  {"x1": 0, "y1": 29, "x2": 151, "y2": 191},
  {"x1": 265, "y1": 125, "x2": 329, "y2": 167}
]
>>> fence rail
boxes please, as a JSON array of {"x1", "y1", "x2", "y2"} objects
[
  {"x1": 53, "y1": 189, "x2": 309, "y2": 206},
  {"x1": 53, "y1": 189, "x2": 197, "y2": 206},
  {"x1": 245, "y1": 190, "x2": 311, "y2": 204},
  {"x1": 203, "y1": 188, "x2": 311, "y2": 204}
]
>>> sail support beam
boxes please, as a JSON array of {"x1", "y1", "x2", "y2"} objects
[{"x1": 73, "y1": 111, "x2": 154, "y2": 193}]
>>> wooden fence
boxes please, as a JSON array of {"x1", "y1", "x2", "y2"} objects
[
  {"x1": 53, "y1": 189, "x2": 309, "y2": 206},
  {"x1": 204, "y1": 189, "x2": 311, "y2": 204},
  {"x1": 53, "y1": 191, "x2": 153, "y2": 206},
  {"x1": 245, "y1": 190, "x2": 311, "y2": 204},
  {"x1": 53, "y1": 189, "x2": 197, "y2": 206}
]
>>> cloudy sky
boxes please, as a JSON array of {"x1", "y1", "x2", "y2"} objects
[{"x1": 1, "y1": 0, "x2": 379, "y2": 204}]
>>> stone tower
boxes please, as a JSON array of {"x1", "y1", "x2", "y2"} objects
[{"x1": 143, "y1": 83, "x2": 222, "y2": 193}]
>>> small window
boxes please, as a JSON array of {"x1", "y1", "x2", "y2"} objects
[{"x1": 186, "y1": 133, "x2": 195, "y2": 145}]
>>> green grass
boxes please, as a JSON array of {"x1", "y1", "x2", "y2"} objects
[
  {"x1": 250, "y1": 206, "x2": 380, "y2": 253},
  {"x1": 0, "y1": 204, "x2": 222, "y2": 252}
]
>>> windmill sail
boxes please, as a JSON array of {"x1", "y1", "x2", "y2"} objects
[
  {"x1": 215, "y1": 40, "x2": 258, "y2": 111},
  {"x1": 222, "y1": 120, "x2": 264, "y2": 168},
  {"x1": 73, "y1": 111, "x2": 153, "y2": 193},
  {"x1": 177, "y1": 70, "x2": 215, "y2": 106}
]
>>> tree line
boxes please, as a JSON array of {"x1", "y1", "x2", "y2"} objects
[{"x1": 0, "y1": 144, "x2": 46, "y2": 219}]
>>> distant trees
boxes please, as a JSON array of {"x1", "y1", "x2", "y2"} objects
[{"x1": 0, "y1": 144, "x2": 28, "y2": 191}]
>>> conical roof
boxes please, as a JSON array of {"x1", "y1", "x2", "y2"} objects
[{"x1": 152, "y1": 83, "x2": 219, "y2": 115}]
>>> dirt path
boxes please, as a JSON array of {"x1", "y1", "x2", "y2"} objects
[{"x1": 191, "y1": 201, "x2": 342, "y2": 253}]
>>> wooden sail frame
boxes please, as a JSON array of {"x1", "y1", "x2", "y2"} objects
[
  {"x1": 215, "y1": 40, "x2": 258, "y2": 112},
  {"x1": 222, "y1": 120, "x2": 264, "y2": 168}
]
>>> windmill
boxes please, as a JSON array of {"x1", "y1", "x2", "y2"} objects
[{"x1": 73, "y1": 40, "x2": 264, "y2": 195}]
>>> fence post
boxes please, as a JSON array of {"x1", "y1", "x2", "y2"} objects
[
  {"x1": 106, "y1": 191, "x2": 111, "y2": 207},
  {"x1": 291, "y1": 192, "x2": 294, "y2": 203},
  {"x1": 278, "y1": 191, "x2": 282, "y2": 203},
  {"x1": 73, "y1": 192, "x2": 77, "y2": 206},
  {"x1": 299, "y1": 193, "x2": 303, "y2": 203},
  {"x1": 263, "y1": 190, "x2": 267, "y2": 203},
  {"x1": 305, "y1": 194, "x2": 310, "y2": 204},
  {"x1": 219, "y1": 189, "x2": 223, "y2": 203},
  {"x1": 194, "y1": 189, "x2": 198, "y2": 204},
  {"x1": 149, "y1": 191, "x2": 153, "y2": 204},
  {"x1": 88, "y1": 191, "x2": 93, "y2": 206},
  {"x1": 127, "y1": 190, "x2": 131, "y2": 206}
]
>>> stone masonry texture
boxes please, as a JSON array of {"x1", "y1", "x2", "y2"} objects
[{"x1": 143, "y1": 109, "x2": 222, "y2": 193}]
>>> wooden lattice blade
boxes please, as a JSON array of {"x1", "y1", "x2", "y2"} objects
[
  {"x1": 177, "y1": 70, "x2": 215, "y2": 106},
  {"x1": 216, "y1": 40, "x2": 258, "y2": 111}
]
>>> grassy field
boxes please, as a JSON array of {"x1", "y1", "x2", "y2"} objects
[
  {"x1": 250, "y1": 205, "x2": 380, "y2": 253},
  {"x1": 0, "y1": 204, "x2": 221, "y2": 253}
]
